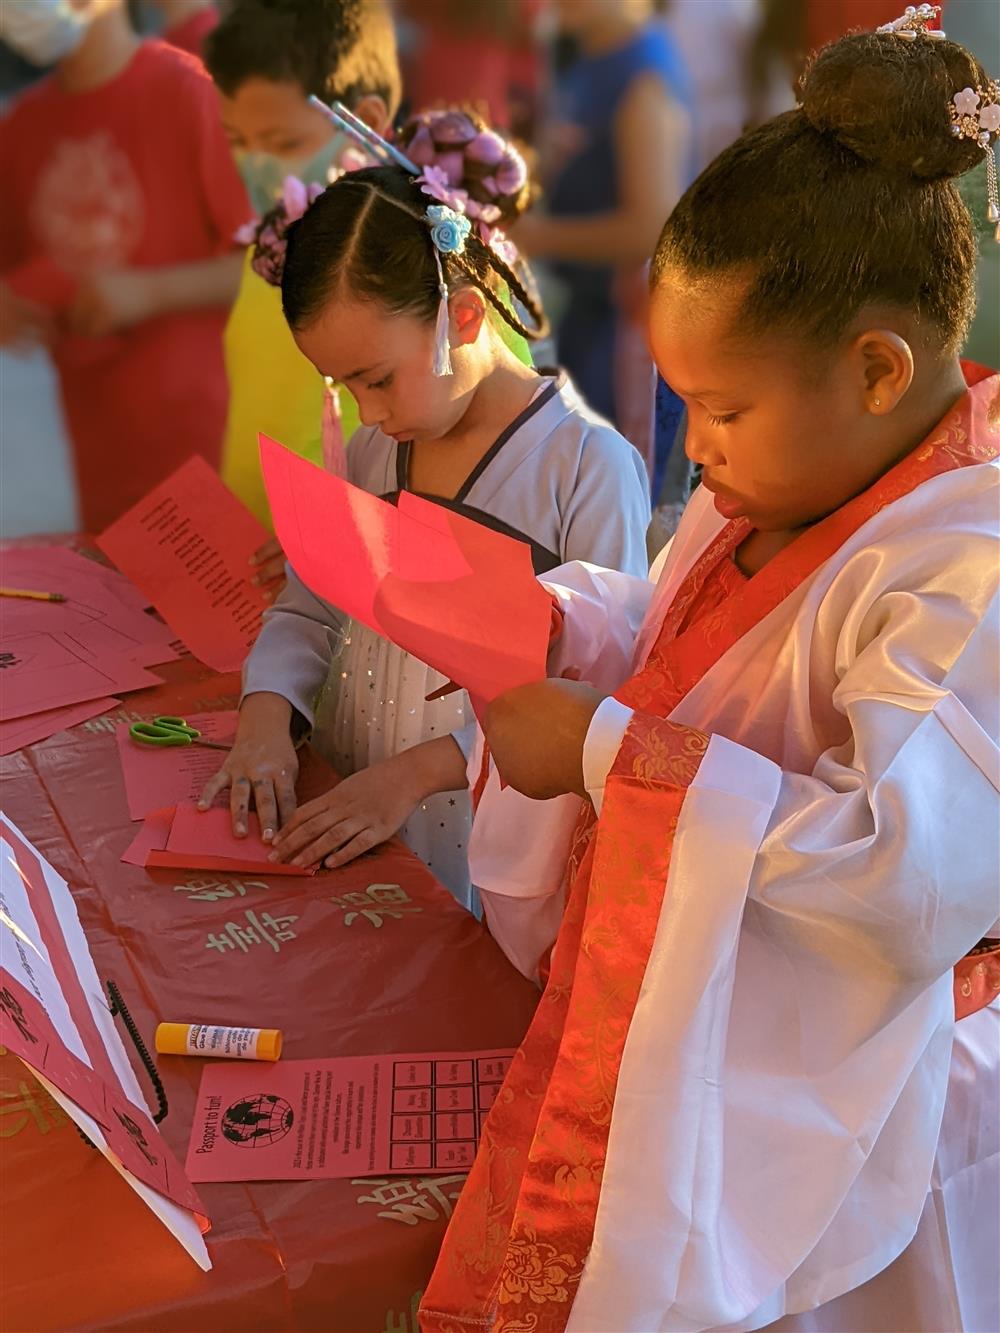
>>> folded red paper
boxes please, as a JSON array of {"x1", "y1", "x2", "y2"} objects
[{"x1": 259, "y1": 434, "x2": 551, "y2": 703}]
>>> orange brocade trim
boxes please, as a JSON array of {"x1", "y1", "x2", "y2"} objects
[{"x1": 420, "y1": 368, "x2": 999, "y2": 1333}]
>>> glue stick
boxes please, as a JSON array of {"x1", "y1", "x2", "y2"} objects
[{"x1": 155, "y1": 1022, "x2": 282, "y2": 1062}]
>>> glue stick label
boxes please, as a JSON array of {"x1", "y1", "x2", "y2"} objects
[{"x1": 187, "y1": 1024, "x2": 261, "y2": 1059}]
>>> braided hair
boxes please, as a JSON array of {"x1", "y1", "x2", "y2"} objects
[{"x1": 280, "y1": 111, "x2": 548, "y2": 343}]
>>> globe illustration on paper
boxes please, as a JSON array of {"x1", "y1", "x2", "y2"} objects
[{"x1": 222, "y1": 1094, "x2": 294, "y2": 1147}]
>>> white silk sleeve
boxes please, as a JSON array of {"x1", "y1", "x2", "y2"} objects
[
  {"x1": 543, "y1": 560, "x2": 655, "y2": 690},
  {"x1": 569, "y1": 592, "x2": 1000, "y2": 1332},
  {"x1": 582, "y1": 696, "x2": 633, "y2": 814}
]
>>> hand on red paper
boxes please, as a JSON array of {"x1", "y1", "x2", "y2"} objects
[
  {"x1": 270, "y1": 737, "x2": 468, "y2": 869},
  {"x1": 484, "y1": 679, "x2": 606, "y2": 800},
  {"x1": 198, "y1": 692, "x2": 299, "y2": 840},
  {"x1": 69, "y1": 270, "x2": 157, "y2": 337},
  {"x1": 250, "y1": 536, "x2": 288, "y2": 598}
]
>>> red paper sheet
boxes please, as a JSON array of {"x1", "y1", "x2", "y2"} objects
[
  {"x1": 96, "y1": 457, "x2": 270, "y2": 673},
  {"x1": 259, "y1": 434, "x2": 551, "y2": 702},
  {"x1": 0, "y1": 630, "x2": 161, "y2": 721},
  {"x1": 115, "y1": 711, "x2": 238, "y2": 820},
  {"x1": 135, "y1": 804, "x2": 317, "y2": 878},
  {"x1": 120, "y1": 806, "x2": 175, "y2": 867},
  {"x1": 0, "y1": 695, "x2": 119, "y2": 756},
  {"x1": 186, "y1": 1049, "x2": 515, "y2": 1182},
  {"x1": 0, "y1": 546, "x2": 175, "y2": 668},
  {"x1": 0, "y1": 814, "x2": 209, "y2": 1265}
]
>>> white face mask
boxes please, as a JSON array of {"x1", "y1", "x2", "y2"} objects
[{"x1": 0, "y1": 0, "x2": 91, "y2": 67}]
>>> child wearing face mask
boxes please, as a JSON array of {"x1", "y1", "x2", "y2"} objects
[
  {"x1": 199, "y1": 113, "x2": 652, "y2": 909},
  {"x1": 0, "y1": 0, "x2": 250, "y2": 530},
  {"x1": 204, "y1": 0, "x2": 400, "y2": 534}
]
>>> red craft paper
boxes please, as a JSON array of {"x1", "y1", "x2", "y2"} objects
[
  {"x1": 259, "y1": 434, "x2": 551, "y2": 702},
  {"x1": 0, "y1": 695, "x2": 119, "y2": 756},
  {"x1": 120, "y1": 806, "x2": 175, "y2": 868},
  {"x1": 96, "y1": 456, "x2": 270, "y2": 673},
  {"x1": 0, "y1": 630, "x2": 161, "y2": 721},
  {"x1": 0, "y1": 814, "x2": 209, "y2": 1265},
  {"x1": 0, "y1": 974, "x2": 207, "y2": 1221},
  {"x1": 148, "y1": 804, "x2": 316, "y2": 878},
  {"x1": 186, "y1": 1049, "x2": 515, "y2": 1182},
  {"x1": 115, "y1": 711, "x2": 238, "y2": 820},
  {"x1": 0, "y1": 547, "x2": 174, "y2": 667}
]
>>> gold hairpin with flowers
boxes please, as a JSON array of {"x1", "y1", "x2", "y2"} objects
[{"x1": 877, "y1": 5, "x2": 1000, "y2": 241}]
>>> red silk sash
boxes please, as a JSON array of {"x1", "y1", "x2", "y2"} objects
[{"x1": 420, "y1": 368, "x2": 999, "y2": 1331}]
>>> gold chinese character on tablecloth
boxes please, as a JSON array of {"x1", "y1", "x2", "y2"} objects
[
  {"x1": 381, "y1": 1290, "x2": 424, "y2": 1333},
  {"x1": 0, "y1": 1078, "x2": 69, "y2": 1138},
  {"x1": 205, "y1": 910, "x2": 298, "y2": 954},
  {"x1": 174, "y1": 877, "x2": 269, "y2": 902},
  {"x1": 353, "y1": 1174, "x2": 467, "y2": 1226},
  {"x1": 330, "y1": 884, "x2": 422, "y2": 929}
]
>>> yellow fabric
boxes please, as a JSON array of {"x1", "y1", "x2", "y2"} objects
[{"x1": 220, "y1": 251, "x2": 361, "y2": 528}]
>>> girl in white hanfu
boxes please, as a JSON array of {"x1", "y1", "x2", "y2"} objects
[
  {"x1": 203, "y1": 113, "x2": 650, "y2": 909},
  {"x1": 420, "y1": 14, "x2": 1000, "y2": 1333}
]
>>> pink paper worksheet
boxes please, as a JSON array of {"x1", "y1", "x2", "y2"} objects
[
  {"x1": 186, "y1": 1049, "x2": 515, "y2": 1181},
  {"x1": 0, "y1": 696, "x2": 119, "y2": 757},
  {"x1": 116, "y1": 711, "x2": 239, "y2": 820},
  {"x1": 96, "y1": 457, "x2": 270, "y2": 673},
  {"x1": 0, "y1": 547, "x2": 174, "y2": 668},
  {"x1": 260, "y1": 435, "x2": 551, "y2": 702},
  {"x1": 0, "y1": 630, "x2": 161, "y2": 721}
]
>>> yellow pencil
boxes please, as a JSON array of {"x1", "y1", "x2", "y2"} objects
[{"x1": 0, "y1": 587, "x2": 66, "y2": 603}]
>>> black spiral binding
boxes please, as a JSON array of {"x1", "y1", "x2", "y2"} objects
[{"x1": 76, "y1": 979, "x2": 168, "y2": 1150}]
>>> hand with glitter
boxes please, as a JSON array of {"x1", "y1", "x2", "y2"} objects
[
  {"x1": 268, "y1": 736, "x2": 469, "y2": 870},
  {"x1": 198, "y1": 692, "x2": 300, "y2": 841}
]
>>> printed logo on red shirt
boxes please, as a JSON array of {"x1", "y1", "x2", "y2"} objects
[{"x1": 32, "y1": 132, "x2": 144, "y2": 273}]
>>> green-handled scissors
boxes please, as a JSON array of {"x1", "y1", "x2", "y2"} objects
[{"x1": 129, "y1": 716, "x2": 231, "y2": 750}]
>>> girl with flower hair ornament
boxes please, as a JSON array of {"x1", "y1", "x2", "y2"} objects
[
  {"x1": 201, "y1": 110, "x2": 652, "y2": 910},
  {"x1": 417, "y1": 14, "x2": 1000, "y2": 1333}
]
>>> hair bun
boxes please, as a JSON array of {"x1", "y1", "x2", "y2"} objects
[
  {"x1": 399, "y1": 108, "x2": 536, "y2": 225},
  {"x1": 799, "y1": 30, "x2": 995, "y2": 181}
]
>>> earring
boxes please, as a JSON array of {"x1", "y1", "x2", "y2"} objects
[{"x1": 873, "y1": 398, "x2": 881, "y2": 408}]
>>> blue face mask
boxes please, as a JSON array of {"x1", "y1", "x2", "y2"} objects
[{"x1": 236, "y1": 131, "x2": 353, "y2": 218}]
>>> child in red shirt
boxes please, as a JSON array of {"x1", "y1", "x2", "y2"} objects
[{"x1": 0, "y1": 0, "x2": 250, "y2": 530}]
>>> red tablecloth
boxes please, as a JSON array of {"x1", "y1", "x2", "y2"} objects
[{"x1": 0, "y1": 654, "x2": 539, "y2": 1332}]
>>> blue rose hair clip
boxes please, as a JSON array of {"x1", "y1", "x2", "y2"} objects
[{"x1": 425, "y1": 205, "x2": 472, "y2": 375}]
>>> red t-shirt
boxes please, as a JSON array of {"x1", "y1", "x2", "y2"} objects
[{"x1": 0, "y1": 41, "x2": 251, "y2": 529}]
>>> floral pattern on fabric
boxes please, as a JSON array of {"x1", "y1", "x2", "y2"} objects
[{"x1": 420, "y1": 367, "x2": 1000, "y2": 1332}]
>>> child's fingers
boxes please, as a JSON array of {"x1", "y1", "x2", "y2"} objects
[
  {"x1": 251, "y1": 536, "x2": 283, "y2": 566},
  {"x1": 271, "y1": 809, "x2": 344, "y2": 862},
  {"x1": 254, "y1": 780, "x2": 280, "y2": 842},
  {"x1": 289, "y1": 816, "x2": 366, "y2": 869},
  {"x1": 198, "y1": 767, "x2": 231, "y2": 811},
  {"x1": 274, "y1": 771, "x2": 298, "y2": 831},
  {"x1": 251, "y1": 556, "x2": 287, "y2": 587},
  {"x1": 230, "y1": 776, "x2": 252, "y2": 837},
  {"x1": 323, "y1": 826, "x2": 380, "y2": 870}
]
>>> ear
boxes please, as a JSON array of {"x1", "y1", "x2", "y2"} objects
[
  {"x1": 352, "y1": 94, "x2": 391, "y2": 136},
  {"x1": 449, "y1": 286, "x2": 488, "y2": 349},
  {"x1": 850, "y1": 329, "x2": 914, "y2": 415}
]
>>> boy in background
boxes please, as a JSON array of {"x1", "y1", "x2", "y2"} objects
[
  {"x1": 0, "y1": 0, "x2": 250, "y2": 530},
  {"x1": 205, "y1": 0, "x2": 401, "y2": 536}
]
